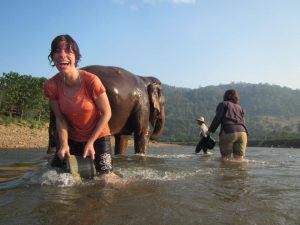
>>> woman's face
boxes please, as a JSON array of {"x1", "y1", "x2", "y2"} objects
[{"x1": 53, "y1": 41, "x2": 76, "y2": 74}]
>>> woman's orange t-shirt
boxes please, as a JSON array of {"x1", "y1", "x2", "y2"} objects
[{"x1": 44, "y1": 70, "x2": 111, "y2": 142}]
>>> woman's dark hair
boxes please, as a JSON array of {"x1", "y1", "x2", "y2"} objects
[
  {"x1": 223, "y1": 89, "x2": 240, "y2": 104},
  {"x1": 48, "y1": 34, "x2": 82, "y2": 67}
]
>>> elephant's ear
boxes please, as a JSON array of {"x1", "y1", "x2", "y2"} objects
[{"x1": 148, "y1": 83, "x2": 161, "y2": 112}]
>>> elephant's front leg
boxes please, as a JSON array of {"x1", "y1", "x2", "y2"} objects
[
  {"x1": 134, "y1": 127, "x2": 151, "y2": 154},
  {"x1": 114, "y1": 134, "x2": 129, "y2": 155}
]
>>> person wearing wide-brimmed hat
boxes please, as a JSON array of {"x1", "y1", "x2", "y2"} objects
[{"x1": 195, "y1": 116, "x2": 209, "y2": 154}]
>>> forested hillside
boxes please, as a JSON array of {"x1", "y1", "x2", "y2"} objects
[
  {"x1": 1, "y1": 72, "x2": 300, "y2": 145},
  {"x1": 162, "y1": 83, "x2": 300, "y2": 143},
  {"x1": 0, "y1": 72, "x2": 48, "y2": 123}
]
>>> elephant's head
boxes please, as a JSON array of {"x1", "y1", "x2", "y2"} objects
[{"x1": 148, "y1": 82, "x2": 165, "y2": 140}]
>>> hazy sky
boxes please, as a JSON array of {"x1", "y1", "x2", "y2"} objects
[{"x1": 1, "y1": 0, "x2": 300, "y2": 89}]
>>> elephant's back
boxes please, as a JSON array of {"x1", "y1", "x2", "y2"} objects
[
  {"x1": 82, "y1": 65, "x2": 141, "y2": 89},
  {"x1": 81, "y1": 65, "x2": 134, "y2": 80}
]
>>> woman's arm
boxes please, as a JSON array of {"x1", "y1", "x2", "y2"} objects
[
  {"x1": 49, "y1": 100, "x2": 71, "y2": 160},
  {"x1": 83, "y1": 92, "x2": 112, "y2": 160},
  {"x1": 208, "y1": 102, "x2": 226, "y2": 134}
]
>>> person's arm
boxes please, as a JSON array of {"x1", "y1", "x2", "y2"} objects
[
  {"x1": 199, "y1": 129, "x2": 203, "y2": 137},
  {"x1": 83, "y1": 92, "x2": 112, "y2": 160},
  {"x1": 49, "y1": 100, "x2": 71, "y2": 160},
  {"x1": 208, "y1": 102, "x2": 226, "y2": 134},
  {"x1": 202, "y1": 124, "x2": 208, "y2": 138}
]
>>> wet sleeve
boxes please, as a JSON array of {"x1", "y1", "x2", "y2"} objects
[
  {"x1": 208, "y1": 102, "x2": 226, "y2": 133},
  {"x1": 44, "y1": 79, "x2": 58, "y2": 100}
]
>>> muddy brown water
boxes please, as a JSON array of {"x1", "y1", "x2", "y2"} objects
[{"x1": 0, "y1": 146, "x2": 299, "y2": 225}]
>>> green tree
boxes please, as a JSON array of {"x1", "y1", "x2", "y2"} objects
[
  {"x1": 0, "y1": 72, "x2": 21, "y2": 118},
  {"x1": 0, "y1": 72, "x2": 49, "y2": 121}
]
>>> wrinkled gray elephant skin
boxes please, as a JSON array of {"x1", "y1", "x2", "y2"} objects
[{"x1": 48, "y1": 65, "x2": 165, "y2": 155}]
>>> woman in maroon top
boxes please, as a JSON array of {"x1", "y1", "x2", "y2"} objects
[{"x1": 207, "y1": 89, "x2": 248, "y2": 160}]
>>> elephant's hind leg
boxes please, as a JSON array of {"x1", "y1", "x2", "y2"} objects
[{"x1": 114, "y1": 134, "x2": 129, "y2": 155}]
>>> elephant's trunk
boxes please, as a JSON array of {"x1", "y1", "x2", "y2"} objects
[
  {"x1": 150, "y1": 107, "x2": 165, "y2": 140},
  {"x1": 147, "y1": 82, "x2": 165, "y2": 141}
]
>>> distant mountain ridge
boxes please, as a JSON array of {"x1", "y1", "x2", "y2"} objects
[{"x1": 161, "y1": 82, "x2": 300, "y2": 143}]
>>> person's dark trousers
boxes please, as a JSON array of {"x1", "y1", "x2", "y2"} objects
[{"x1": 195, "y1": 137, "x2": 207, "y2": 153}]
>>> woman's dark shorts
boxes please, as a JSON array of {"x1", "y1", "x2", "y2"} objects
[{"x1": 51, "y1": 136, "x2": 113, "y2": 174}]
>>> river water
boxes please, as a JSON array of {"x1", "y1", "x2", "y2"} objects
[{"x1": 0, "y1": 146, "x2": 299, "y2": 225}]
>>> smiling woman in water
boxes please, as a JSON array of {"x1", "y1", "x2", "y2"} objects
[{"x1": 44, "y1": 34, "x2": 119, "y2": 181}]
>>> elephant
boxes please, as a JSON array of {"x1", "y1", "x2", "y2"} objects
[{"x1": 47, "y1": 65, "x2": 165, "y2": 155}]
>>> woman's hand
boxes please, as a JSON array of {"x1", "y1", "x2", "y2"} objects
[
  {"x1": 57, "y1": 144, "x2": 71, "y2": 160},
  {"x1": 83, "y1": 141, "x2": 95, "y2": 160}
]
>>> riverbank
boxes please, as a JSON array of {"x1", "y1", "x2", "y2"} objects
[
  {"x1": 0, "y1": 124, "x2": 180, "y2": 149},
  {"x1": 0, "y1": 124, "x2": 49, "y2": 148}
]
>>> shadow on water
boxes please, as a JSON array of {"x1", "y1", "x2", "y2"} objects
[
  {"x1": 0, "y1": 147, "x2": 300, "y2": 225},
  {"x1": 0, "y1": 149, "x2": 47, "y2": 191},
  {"x1": 0, "y1": 162, "x2": 42, "y2": 190}
]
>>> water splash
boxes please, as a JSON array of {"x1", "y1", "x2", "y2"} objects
[
  {"x1": 147, "y1": 153, "x2": 196, "y2": 159},
  {"x1": 115, "y1": 167, "x2": 212, "y2": 181},
  {"x1": 40, "y1": 170, "x2": 81, "y2": 187}
]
